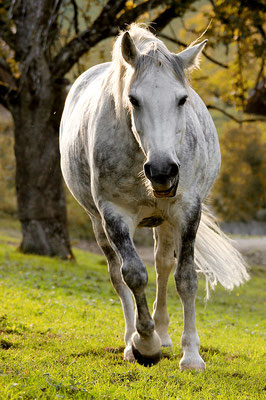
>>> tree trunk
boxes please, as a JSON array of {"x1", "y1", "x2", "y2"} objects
[{"x1": 11, "y1": 81, "x2": 73, "y2": 259}]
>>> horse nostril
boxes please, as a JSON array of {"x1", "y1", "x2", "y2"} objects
[
  {"x1": 169, "y1": 163, "x2": 179, "y2": 178},
  {"x1": 144, "y1": 163, "x2": 152, "y2": 180},
  {"x1": 144, "y1": 162, "x2": 179, "y2": 183}
]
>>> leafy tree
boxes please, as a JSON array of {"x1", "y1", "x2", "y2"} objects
[
  {"x1": 0, "y1": 0, "x2": 196, "y2": 258},
  {"x1": 212, "y1": 124, "x2": 266, "y2": 221}
]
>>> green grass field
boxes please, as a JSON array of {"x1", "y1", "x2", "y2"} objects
[{"x1": 0, "y1": 232, "x2": 265, "y2": 400}]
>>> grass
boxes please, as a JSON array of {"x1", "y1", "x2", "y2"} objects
[{"x1": 0, "y1": 232, "x2": 265, "y2": 400}]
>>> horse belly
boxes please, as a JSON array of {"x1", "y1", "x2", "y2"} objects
[
  {"x1": 60, "y1": 131, "x2": 99, "y2": 216},
  {"x1": 137, "y1": 216, "x2": 164, "y2": 228}
]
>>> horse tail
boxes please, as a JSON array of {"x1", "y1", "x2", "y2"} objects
[{"x1": 195, "y1": 204, "x2": 249, "y2": 299}]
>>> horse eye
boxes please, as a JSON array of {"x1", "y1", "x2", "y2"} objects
[
  {"x1": 178, "y1": 95, "x2": 188, "y2": 106},
  {"x1": 129, "y1": 95, "x2": 140, "y2": 108}
]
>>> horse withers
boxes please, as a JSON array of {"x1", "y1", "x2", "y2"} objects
[{"x1": 60, "y1": 24, "x2": 249, "y2": 370}]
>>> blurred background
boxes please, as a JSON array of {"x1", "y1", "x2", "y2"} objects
[{"x1": 0, "y1": 0, "x2": 265, "y2": 260}]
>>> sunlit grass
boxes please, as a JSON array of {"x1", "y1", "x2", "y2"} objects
[{"x1": 0, "y1": 234, "x2": 265, "y2": 399}]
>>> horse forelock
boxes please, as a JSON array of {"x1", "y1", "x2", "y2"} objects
[{"x1": 106, "y1": 23, "x2": 187, "y2": 119}]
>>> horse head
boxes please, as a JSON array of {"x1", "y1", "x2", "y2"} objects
[{"x1": 120, "y1": 29, "x2": 207, "y2": 198}]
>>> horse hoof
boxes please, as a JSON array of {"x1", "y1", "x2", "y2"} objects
[
  {"x1": 179, "y1": 355, "x2": 206, "y2": 371},
  {"x1": 132, "y1": 344, "x2": 161, "y2": 367},
  {"x1": 124, "y1": 345, "x2": 136, "y2": 363}
]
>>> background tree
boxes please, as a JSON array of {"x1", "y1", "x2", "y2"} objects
[
  {"x1": 0, "y1": 0, "x2": 196, "y2": 258},
  {"x1": 212, "y1": 124, "x2": 266, "y2": 221}
]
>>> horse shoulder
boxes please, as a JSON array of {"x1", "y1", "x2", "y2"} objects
[{"x1": 188, "y1": 90, "x2": 220, "y2": 149}]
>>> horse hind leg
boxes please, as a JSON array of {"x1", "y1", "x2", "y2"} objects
[
  {"x1": 174, "y1": 204, "x2": 205, "y2": 371},
  {"x1": 152, "y1": 222, "x2": 176, "y2": 349},
  {"x1": 91, "y1": 217, "x2": 135, "y2": 358}
]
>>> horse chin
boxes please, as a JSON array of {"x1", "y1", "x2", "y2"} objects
[{"x1": 152, "y1": 180, "x2": 178, "y2": 199}]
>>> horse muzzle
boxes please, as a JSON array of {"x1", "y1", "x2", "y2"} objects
[
  {"x1": 152, "y1": 177, "x2": 179, "y2": 198},
  {"x1": 144, "y1": 160, "x2": 179, "y2": 199}
]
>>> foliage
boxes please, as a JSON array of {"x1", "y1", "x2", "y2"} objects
[
  {"x1": 165, "y1": 0, "x2": 265, "y2": 121},
  {"x1": 0, "y1": 233, "x2": 265, "y2": 399},
  {"x1": 212, "y1": 124, "x2": 266, "y2": 221},
  {"x1": 208, "y1": 0, "x2": 265, "y2": 111}
]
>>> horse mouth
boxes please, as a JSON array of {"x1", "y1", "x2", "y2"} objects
[{"x1": 153, "y1": 180, "x2": 178, "y2": 199}]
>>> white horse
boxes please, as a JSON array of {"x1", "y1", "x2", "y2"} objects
[{"x1": 60, "y1": 24, "x2": 249, "y2": 370}]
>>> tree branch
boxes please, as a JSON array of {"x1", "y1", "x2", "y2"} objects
[
  {"x1": 158, "y1": 32, "x2": 229, "y2": 69},
  {"x1": 207, "y1": 104, "x2": 265, "y2": 123},
  {"x1": 51, "y1": 0, "x2": 128, "y2": 78},
  {"x1": 150, "y1": 5, "x2": 181, "y2": 32},
  {"x1": 70, "y1": 0, "x2": 79, "y2": 34},
  {"x1": 0, "y1": 81, "x2": 17, "y2": 110},
  {"x1": 116, "y1": 0, "x2": 166, "y2": 28}
]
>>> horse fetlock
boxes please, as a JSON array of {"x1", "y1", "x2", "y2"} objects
[
  {"x1": 136, "y1": 318, "x2": 155, "y2": 336},
  {"x1": 154, "y1": 323, "x2": 171, "y2": 342},
  {"x1": 157, "y1": 331, "x2": 173, "y2": 348},
  {"x1": 153, "y1": 315, "x2": 172, "y2": 346},
  {"x1": 124, "y1": 328, "x2": 135, "y2": 346},
  {"x1": 181, "y1": 333, "x2": 200, "y2": 350}
]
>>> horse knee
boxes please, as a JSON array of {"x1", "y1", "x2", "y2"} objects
[
  {"x1": 122, "y1": 258, "x2": 148, "y2": 291},
  {"x1": 174, "y1": 267, "x2": 198, "y2": 298}
]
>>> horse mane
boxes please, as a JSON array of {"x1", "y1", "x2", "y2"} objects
[{"x1": 106, "y1": 23, "x2": 187, "y2": 118}]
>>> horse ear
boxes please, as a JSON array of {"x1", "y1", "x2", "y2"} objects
[
  {"x1": 176, "y1": 40, "x2": 208, "y2": 71},
  {"x1": 121, "y1": 32, "x2": 139, "y2": 66}
]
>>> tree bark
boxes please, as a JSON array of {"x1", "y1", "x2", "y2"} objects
[{"x1": 11, "y1": 80, "x2": 73, "y2": 259}]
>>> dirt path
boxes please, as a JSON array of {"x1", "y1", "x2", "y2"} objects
[
  {"x1": 76, "y1": 236, "x2": 266, "y2": 266},
  {"x1": 234, "y1": 237, "x2": 266, "y2": 266}
]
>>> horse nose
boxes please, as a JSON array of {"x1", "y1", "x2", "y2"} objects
[{"x1": 144, "y1": 162, "x2": 179, "y2": 184}]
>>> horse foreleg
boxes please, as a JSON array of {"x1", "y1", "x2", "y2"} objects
[
  {"x1": 102, "y1": 206, "x2": 161, "y2": 366},
  {"x1": 91, "y1": 218, "x2": 135, "y2": 349},
  {"x1": 174, "y1": 204, "x2": 205, "y2": 371},
  {"x1": 152, "y1": 222, "x2": 175, "y2": 348}
]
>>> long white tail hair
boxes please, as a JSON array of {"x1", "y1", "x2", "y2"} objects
[{"x1": 195, "y1": 205, "x2": 249, "y2": 299}]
